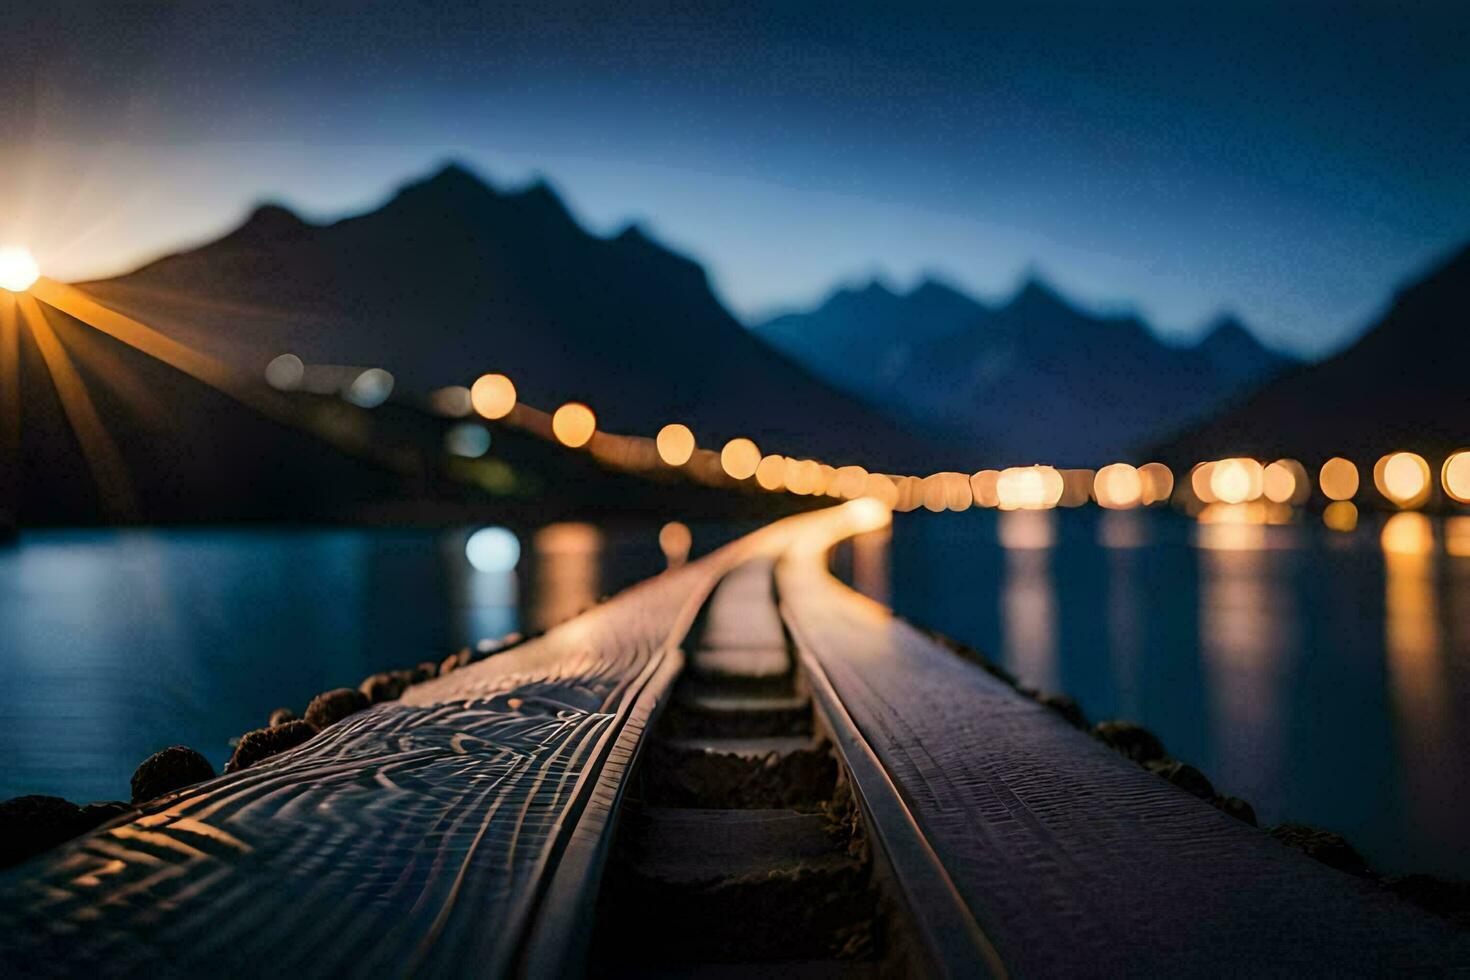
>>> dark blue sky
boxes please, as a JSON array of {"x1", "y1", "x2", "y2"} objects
[{"x1": 3, "y1": 1, "x2": 1466, "y2": 356}]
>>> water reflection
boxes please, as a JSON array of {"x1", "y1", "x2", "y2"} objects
[
  {"x1": 1381, "y1": 514, "x2": 1454, "y2": 844},
  {"x1": 998, "y1": 511, "x2": 1058, "y2": 691},
  {"x1": 447, "y1": 529, "x2": 518, "y2": 646},
  {"x1": 532, "y1": 523, "x2": 603, "y2": 630},
  {"x1": 1198, "y1": 532, "x2": 1296, "y2": 807}
]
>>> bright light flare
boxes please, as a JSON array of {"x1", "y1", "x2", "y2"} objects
[
  {"x1": 1374, "y1": 451, "x2": 1431, "y2": 508},
  {"x1": 996, "y1": 465, "x2": 1063, "y2": 511},
  {"x1": 844, "y1": 497, "x2": 892, "y2": 534},
  {"x1": 466, "y1": 526, "x2": 521, "y2": 573},
  {"x1": 552, "y1": 402, "x2": 597, "y2": 448},
  {"x1": 1210, "y1": 458, "x2": 1263, "y2": 504},
  {"x1": 1093, "y1": 463, "x2": 1142, "y2": 509},
  {"x1": 0, "y1": 247, "x2": 39, "y2": 293},
  {"x1": 472, "y1": 374, "x2": 517, "y2": 419},
  {"x1": 656, "y1": 423, "x2": 696, "y2": 466}
]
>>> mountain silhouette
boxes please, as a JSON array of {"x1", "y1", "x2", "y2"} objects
[
  {"x1": 1153, "y1": 242, "x2": 1470, "y2": 465},
  {"x1": 80, "y1": 162, "x2": 941, "y2": 473},
  {"x1": 754, "y1": 274, "x2": 1296, "y2": 464}
]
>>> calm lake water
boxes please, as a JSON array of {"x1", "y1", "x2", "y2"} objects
[
  {"x1": 1, "y1": 511, "x2": 1467, "y2": 877},
  {"x1": 887, "y1": 508, "x2": 1470, "y2": 878}
]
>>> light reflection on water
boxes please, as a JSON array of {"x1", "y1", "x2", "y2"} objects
[
  {"x1": 891, "y1": 508, "x2": 1470, "y2": 877},
  {"x1": 0, "y1": 524, "x2": 667, "y2": 804}
]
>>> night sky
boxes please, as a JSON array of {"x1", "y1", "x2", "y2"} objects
[{"x1": 2, "y1": 1, "x2": 1466, "y2": 357}]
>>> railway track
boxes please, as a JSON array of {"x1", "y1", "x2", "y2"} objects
[
  {"x1": 1, "y1": 505, "x2": 1466, "y2": 976},
  {"x1": 590, "y1": 559, "x2": 917, "y2": 974}
]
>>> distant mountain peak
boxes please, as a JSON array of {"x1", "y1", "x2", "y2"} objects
[
  {"x1": 386, "y1": 160, "x2": 501, "y2": 212},
  {"x1": 1011, "y1": 275, "x2": 1076, "y2": 316},
  {"x1": 225, "y1": 202, "x2": 312, "y2": 246},
  {"x1": 907, "y1": 276, "x2": 973, "y2": 304}
]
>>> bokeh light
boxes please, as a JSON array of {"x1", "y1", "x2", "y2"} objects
[
  {"x1": 1190, "y1": 462, "x2": 1218, "y2": 504},
  {"x1": 1210, "y1": 458, "x2": 1263, "y2": 504},
  {"x1": 969, "y1": 470, "x2": 1000, "y2": 508},
  {"x1": 465, "y1": 526, "x2": 521, "y2": 572},
  {"x1": 860, "y1": 473, "x2": 900, "y2": 508},
  {"x1": 1381, "y1": 511, "x2": 1433, "y2": 555},
  {"x1": 552, "y1": 402, "x2": 597, "y2": 448},
  {"x1": 0, "y1": 246, "x2": 40, "y2": 292},
  {"x1": 429, "y1": 386, "x2": 473, "y2": 417},
  {"x1": 996, "y1": 465, "x2": 1063, "y2": 511},
  {"x1": 1323, "y1": 501, "x2": 1358, "y2": 532},
  {"x1": 1262, "y1": 459, "x2": 1297, "y2": 504},
  {"x1": 658, "y1": 521, "x2": 693, "y2": 567},
  {"x1": 1093, "y1": 463, "x2": 1142, "y2": 509},
  {"x1": 471, "y1": 373, "x2": 517, "y2": 419},
  {"x1": 1446, "y1": 517, "x2": 1470, "y2": 557},
  {"x1": 1059, "y1": 469, "x2": 1094, "y2": 508},
  {"x1": 264, "y1": 353, "x2": 304, "y2": 391},
  {"x1": 656, "y1": 423, "x2": 696, "y2": 466},
  {"x1": 445, "y1": 422, "x2": 492, "y2": 458},
  {"x1": 344, "y1": 368, "x2": 394, "y2": 408},
  {"x1": 755, "y1": 454, "x2": 786, "y2": 490},
  {"x1": 1374, "y1": 451, "x2": 1431, "y2": 508},
  {"x1": 720, "y1": 437, "x2": 761, "y2": 480},
  {"x1": 1319, "y1": 457, "x2": 1359, "y2": 501},
  {"x1": 1138, "y1": 462, "x2": 1174, "y2": 505},
  {"x1": 1441, "y1": 451, "x2": 1470, "y2": 504}
]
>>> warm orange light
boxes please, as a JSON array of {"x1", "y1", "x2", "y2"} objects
[
  {"x1": 1374, "y1": 451, "x2": 1431, "y2": 508},
  {"x1": 658, "y1": 521, "x2": 693, "y2": 567},
  {"x1": 720, "y1": 437, "x2": 761, "y2": 480},
  {"x1": 1059, "y1": 469, "x2": 1094, "y2": 508},
  {"x1": 0, "y1": 247, "x2": 39, "y2": 292},
  {"x1": 1323, "y1": 501, "x2": 1358, "y2": 533},
  {"x1": 1441, "y1": 451, "x2": 1470, "y2": 505},
  {"x1": 833, "y1": 465, "x2": 869, "y2": 500},
  {"x1": 1138, "y1": 462, "x2": 1174, "y2": 506},
  {"x1": 860, "y1": 473, "x2": 900, "y2": 508},
  {"x1": 1446, "y1": 517, "x2": 1470, "y2": 557},
  {"x1": 996, "y1": 465, "x2": 1063, "y2": 511},
  {"x1": 1319, "y1": 457, "x2": 1359, "y2": 501},
  {"x1": 656, "y1": 423, "x2": 696, "y2": 466},
  {"x1": 969, "y1": 470, "x2": 1000, "y2": 508},
  {"x1": 1381, "y1": 511, "x2": 1433, "y2": 555},
  {"x1": 552, "y1": 402, "x2": 596, "y2": 447},
  {"x1": 471, "y1": 373, "x2": 517, "y2": 419},
  {"x1": 1262, "y1": 460, "x2": 1297, "y2": 504},
  {"x1": 1190, "y1": 462, "x2": 1218, "y2": 504},
  {"x1": 755, "y1": 454, "x2": 786, "y2": 490},
  {"x1": 1210, "y1": 458, "x2": 1263, "y2": 504},
  {"x1": 1093, "y1": 463, "x2": 1142, "y2": 510},
  {"x1": 921, "y1": 474, "x2": 947, "y2": 513}
]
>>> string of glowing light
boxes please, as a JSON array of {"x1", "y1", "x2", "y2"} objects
[{"x1": 7, "y1": 264, "x2": 1470, "y2": 525}]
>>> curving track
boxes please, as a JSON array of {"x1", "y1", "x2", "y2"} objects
[{"x1": 1, "y1": 504, "x2": 1467, "y2": 977}]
